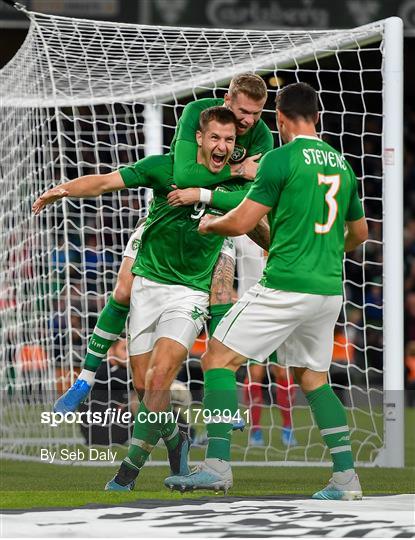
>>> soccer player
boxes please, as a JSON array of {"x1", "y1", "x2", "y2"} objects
[
  {"x1": 165, "y1": 82, "x2": 368, "y2": 501},
  {"x1": 33, "y1": 73, "x2": 272, "y2": 413},
  {"x1": 33, "y1": 107, "x2": 266, "y2": 490},
  {"x1": 235, "y1": 236, "x2": 297, "y2": 447}
]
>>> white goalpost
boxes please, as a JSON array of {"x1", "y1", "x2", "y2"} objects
[{"x1": 0, "y1": 5, "x2": 404, "y2": 467}]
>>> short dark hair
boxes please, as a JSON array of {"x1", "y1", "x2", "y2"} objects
[
  {"x1": 199, "y1": 106, "x2": 237, "y2": 131},
  {"x1": 228, "y1": 73, "x2": 267, "y2": 102},
  {"x1": 276, "y1": 82, "x2": 319, "y2": 122}
]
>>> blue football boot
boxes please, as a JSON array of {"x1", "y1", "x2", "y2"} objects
[
  {"x1": 53, "y1": 379, "x2": 91, "y2": 414},
  {"x1": 105, "y1": 462, "x2": 138, "y2": 492}
]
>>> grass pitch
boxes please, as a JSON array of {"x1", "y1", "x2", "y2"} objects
[
  {"x1": 1, "y1": 408, "x2": 414, "y2": 509},
  {"x1": 1, "y1": 461, "x2": 414, "y2": 509}
]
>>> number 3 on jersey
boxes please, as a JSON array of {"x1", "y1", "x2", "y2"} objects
[{"x1": 315, "y1": 174, "x2": 340, "y2": 234}]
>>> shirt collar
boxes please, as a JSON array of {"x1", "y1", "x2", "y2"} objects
[{"x1": 292, "y1": 135, "x2": 320, "y2": 141}]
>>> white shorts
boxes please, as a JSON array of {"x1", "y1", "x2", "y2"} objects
[
  {"x1": 128, "y1": 276, "x2": 209, "y2": 355},
  {"x1": 124, "y1": 223, "x2": 145, "y2": 260},
  {"x1": 234, "y1": 235, "x2": 266, "y2": 296},
  {"x1": 213, "y1": 283, "x2": 342, "y2": 372},
  {"x1": 221, "y1": 237, "x2": 236, "y2": 263}
]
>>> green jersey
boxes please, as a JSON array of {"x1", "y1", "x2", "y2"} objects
[
  {"x1": 120, "y1": 154, "x2": 251, "y2": 292},
  {"x1": 170, "y1": 98, "x2": 274, "y2": 188},
  {"x1": 247, "y1": 136, "x2": 364, "y2": 295}
]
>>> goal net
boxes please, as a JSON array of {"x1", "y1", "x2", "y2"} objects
[{"x1": 0, "y1": 9, "x2": 403, "y2": 467}]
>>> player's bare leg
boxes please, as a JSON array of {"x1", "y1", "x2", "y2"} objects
[
  {"x1": 106, "y1": 338, "x2": 191, "y2": 491},
  {"x1": 129, "y1": 351, "x2": 151, "y2": 401},
  {"x1": 54, "y1": 256, "x2": 134, "y2": 414},
  {"x1": 208, "y1": 244, "x2": 236, "y2": 336},
  {"x1": 165, "y1": 338, "x2": 246, "y2": 494},
  {"x1": 294, "y1": 367, "x2": 362, "y2": 500}
]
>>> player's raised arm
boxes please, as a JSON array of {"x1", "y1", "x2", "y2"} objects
[{"x1": 32, "y1": 171, "x2": 125, "y2": 214}]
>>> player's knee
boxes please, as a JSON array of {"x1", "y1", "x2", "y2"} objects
[
  {"x1": 132, "y1": 372, "x2": 145, "y2": 397},
  {"x1": 148, "y1": 362, "x2": 176, "y2": 391},
  {"x1": 294, "y1": 367, "x2": 327, "y2": 393},
  {"x1": 201, "y1": 349, "x2": 227, "y2": 371}
]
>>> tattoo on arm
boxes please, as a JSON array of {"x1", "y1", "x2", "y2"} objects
[
  {"x1": 210, "y1": 252, "x2": 236, "y2": 305},
  {"x1": 247, "y1": 217, "x2": 270, "y2": 252}
]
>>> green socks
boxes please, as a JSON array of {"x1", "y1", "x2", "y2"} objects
[
  {"x1": 209, "y1": 303, "x2": 233, "y2": 337},
  {"x1": 123, "y1": 402, "x2": 161, "y2": 471},
  {"x1": 160, "y1": 406, "x2": 180, "y2": 451},
  {"x1": 204, "y1": 368, "x2": 238, "y2": 461},
  {"x1": 124, "y1": 403, "x2": 181, "y2": 472},
  {"x1": 84, "y1": 295, "x2": 129, "y2": 372},
  {"x1": 306, "y1": 384, "x2": 354, "y2": 472}
]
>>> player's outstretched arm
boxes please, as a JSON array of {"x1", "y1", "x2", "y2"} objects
[
  {"x1": 344, "y1": 217, "x2": 368, "y2": 252},
  {"x1": 32, "y1": 171, "x2": 125, "y2": 214}
]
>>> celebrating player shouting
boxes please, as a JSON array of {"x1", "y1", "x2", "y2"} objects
[
  {"x1": 33, "y1": 73, "x2": 272, "y2": 414},
  {"x1": 166, "y1": 83, "x2": 368, "y2": 501},
  {"x1": 33, "y1": 106, "x2": 268, "y2": 491}
]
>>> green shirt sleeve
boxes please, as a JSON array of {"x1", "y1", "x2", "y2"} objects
[
  {"x1": 346, "y1": 167, "x2": 365, "y2": 221},
  {"x1": 119, "y1": 154, "x2": 174, "y2": 190},
  {"x1": 246, "y1": 149, "x2": 287, "y2": 208},
  {"x1": 211, "y1": 185, "x2": 251, "y2": 212},
  {"x1": 172, "y1": 100, "x2": 231, "y2": 187},
  {"x1": 119, "y1": 162, "x2": 152, "y2": 189}
]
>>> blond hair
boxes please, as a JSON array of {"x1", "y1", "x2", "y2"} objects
[{"x1": 228, "y1": 73, "x2": 267, "y2": 102}]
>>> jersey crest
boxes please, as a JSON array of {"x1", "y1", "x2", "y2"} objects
[
  {"x1": 191, "y1": 306, "x2": 205, "y2": 320},
  {"x1": 229, "y1": 144, "x2": 247, "y2": 164},
  {"x1": 132, "y1": 238, "x2": 141, "y2": 251}
]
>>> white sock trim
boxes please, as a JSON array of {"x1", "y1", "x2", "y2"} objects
[
  {"x1": 164, "y1": 425, "x2": 179, "y2": 441},
  {"x1": 320, "y1": 425, "x2": 349, "y2": 437},
  {"x1": 130, "y1": 437, "x2": 155, "y2": 453},
  {"x1": 78, "y1": 369, "x2": 95, "y2": 386},
  {"x1": 330, "y1": 445, "x2": 352, "y2": 454},
  {"x1": 94, "y1": 327, "x2": 120, "y2": 341},
  {"x1": 87, "y1": 347, "x2": 106, "y2": 358}
]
